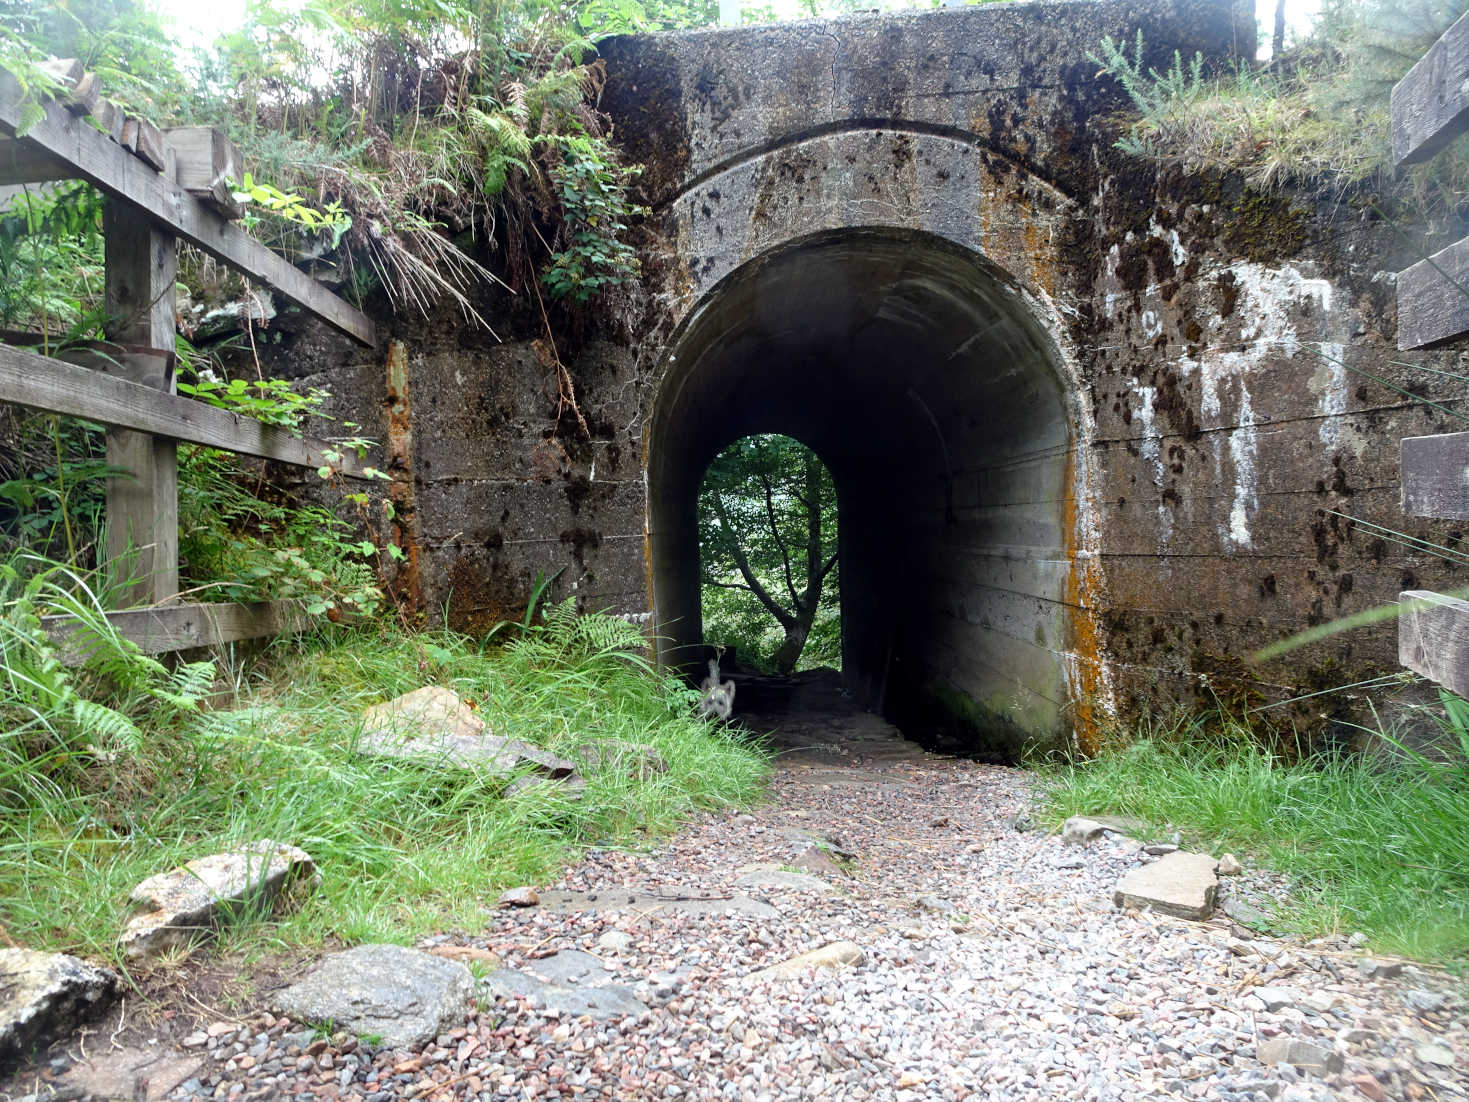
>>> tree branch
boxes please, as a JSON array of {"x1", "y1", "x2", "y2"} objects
[
  {"x1": 705, "y1": 579, "x2": 756, "y2": 593},
  {"x1": 817, "y1": 551, "x2": 839, "y2": 584},
  {"x1": 713, "y1": 492, "x2": 796, "y2": 629},
  {"x1": 758, "y1": 467, "x2": 801, "y2": 609}
]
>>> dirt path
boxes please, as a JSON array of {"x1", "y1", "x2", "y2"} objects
[{"x1": 19, "y1": 697, "x2": 1467, "y2": 1102}]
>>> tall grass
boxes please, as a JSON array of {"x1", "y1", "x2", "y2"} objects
[
  {"x1": 0, "y1": 595, "x2": 768, "y2": 967},
  {"x1": 1042, "y1": 705, "x2": 1469, "y2": 963}
]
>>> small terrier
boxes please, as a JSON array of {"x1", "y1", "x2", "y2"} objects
[{"x1": 697, "y1": 657, "x2": 736, "y2": 721}]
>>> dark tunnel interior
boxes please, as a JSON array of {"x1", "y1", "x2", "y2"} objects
[{"x1": 647, "y1": 228, "x2": 1079, "y2": 754}]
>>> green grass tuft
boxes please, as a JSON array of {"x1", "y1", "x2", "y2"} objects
[
  {"x1": 1040, "y1": 707, "x2": 1469, "y2": 964},
  {"x1": 0, "y1": 610, "x2": 768, "y2": 969}
]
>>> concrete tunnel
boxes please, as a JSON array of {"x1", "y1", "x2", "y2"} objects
[{"x1": 646, "y1": 228, "x2": 1084, "y2": 756}]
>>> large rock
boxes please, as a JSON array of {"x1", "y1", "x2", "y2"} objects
[
  {"x1": 270, "y1": 945, "x2": 473, "y2": 1049},
  {"x1": 120, "y1": 841, "x2": 318, "y2": 959},
  {"x1": 359, "y1": 687, "x2": 579, "y2": 779},
  {"x1": 0, "y1": 948, "x2": 119, "y2": 1068},
  {"x1": 1113, "y1": 850, "x2": 1219, "y2": 920}
]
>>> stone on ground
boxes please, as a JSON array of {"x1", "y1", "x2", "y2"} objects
[
  {"x1": 497, "y1": 886, "x2": 540, "y2": 908},
  {"x1": 120, "y1": 841, "x2": 318, "y2": 959},
  {"x1": 270, "y1": 944, "x2": 473, "y2": 1049},
  {"x1": 1216, "y1": 853, "x2": 1243, "y2": 875},
  {"x1": 1255, "y1": 1037, "x2": 1343, "y2": 1076},
  {"x1": 482, "y1": 968, "x2": 647, "y2": 1020},
  {"x1": 734, "y1": 867, "x2": 835, "y2": 894},
  {"x1": 359, "y1": 686, "x2": 580, "y2": 781},
  {"x1": 1060, "y1": 816, "x2": 1108, "y2": 845},
  {"x1": 791, "y1": 844, "x2": 846, "y2": 876},
  {"x1": 1113, "y1": 850, "x2": 1219, "y2": 920},
  {"x1": 752, "y1": 941, "x2": 864, "y2": 979},
  {"x1": 525, "y1": 949, "x2": 615, "y2": 987},
  {"x1": 0, "y1": 949, "x2": 119, "y2": 1068},
  {"x1": 538, "y1": 889, "x2": 778, "y2": 919}
]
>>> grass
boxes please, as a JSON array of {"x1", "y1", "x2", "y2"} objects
[
  {"x1": 0, "y1": 596, "x2": 768, "y2": 972},
  {"x1": 1040, "y1": 703, "x2": 1469, "y2": 965}
]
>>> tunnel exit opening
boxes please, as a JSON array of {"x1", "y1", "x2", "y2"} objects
[
  {"x1": 697, "y1": 433, "x2": 842, "y2": 678},
  {"x1": 647, "y1": 228, "x2": 1081, "y2": 758}
]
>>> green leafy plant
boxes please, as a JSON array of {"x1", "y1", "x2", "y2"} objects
[
  {"x1": 0, "y1": 556, "x2": 214, "y2": 809},
  {"x1": 542, "y1": 134, "x2": 646, "y2": 302}
]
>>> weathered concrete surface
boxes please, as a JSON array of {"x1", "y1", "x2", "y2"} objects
[
  {"x1": 239, "y1": 0, "x2": 1467, "y2": 757},
  {"x1": 1113, "y1": 850, "x2": 1219, "y2": 920},
  {"x1": 0, "y1": 949, "x2": 119, "y2": 1068},
  {"x1": 271, "y1": 944, "x2": 473, "y2": 1049},
  {"x1": 121, "y1": 842, "x2": 319, "y2": 959}
]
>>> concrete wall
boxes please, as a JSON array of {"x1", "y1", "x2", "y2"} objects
[{"x1": 251, "y1": 0, "x2": 1466, "y2": 756}]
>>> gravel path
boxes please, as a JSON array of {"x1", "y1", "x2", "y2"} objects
[{"x1": 26, "y1": 688, "x2": 1469, "y2": 1102}]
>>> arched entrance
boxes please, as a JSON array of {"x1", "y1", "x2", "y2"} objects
[{"x1": 647, "y1": 227, "x2": 1091, "y2": 755}]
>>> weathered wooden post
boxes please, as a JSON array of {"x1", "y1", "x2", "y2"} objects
[{"x1": 102, "y1": 198, "x2": 179, "y2": 606}]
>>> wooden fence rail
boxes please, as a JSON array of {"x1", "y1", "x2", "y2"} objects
[
  {"x1": 1392, "y1": 10, "x2": 1469, "y2": 691},
  {"x1": 0, "y1": 59, "x2": 381, "y2": 656}
]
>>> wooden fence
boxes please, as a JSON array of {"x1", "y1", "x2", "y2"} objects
[
  {"x1": 0, "y1": 61, "x2": 379, "y2": 658},
  {"x1": 1392, "y1": 10, "x2": 1469, "y2": 697}
]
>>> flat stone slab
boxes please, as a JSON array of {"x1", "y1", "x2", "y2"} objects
[
  {"x1": 536, "y1": 890, "x2": 778, "y2": 919},
  {"x1": 734, "y1": 868, "x2": 836, "y2": 894},
  {"x1": 1113, "y1": 850, "x2": 1219, "y2": 920},
  {"x1": 0, "y1": 948, "x2": 119, "y2": 1068},
  {"x1": 271, "y1": 944, "x2": 473, "y2": 1049},
  {"x1": 481, "y1": 970, "x2": 647, "y2": 1020},
  {"x1": 752, "y1": 941, "x2": 865, "y2": 980},
  {"x1": 525, "y1": 950, "x2": 616, "y2": 987},
  {"x1": 121, "y1": 841, "x2": 318, "y2": 959},
  {"x1": 359, "y1": 686, "x2": 578, "y2": 779}
]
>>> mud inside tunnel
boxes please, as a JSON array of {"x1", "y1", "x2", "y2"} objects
[{"x1": 647, "y1": 228, "x2": 1087, "y2": 759}]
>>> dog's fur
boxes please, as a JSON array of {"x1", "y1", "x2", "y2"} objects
[{"x1": 697, "y1": 657, "x2": 736, "y2": 721}]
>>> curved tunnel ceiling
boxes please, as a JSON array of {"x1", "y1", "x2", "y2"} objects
[{"x1": 648, "y1": 227, "x2": 1079, "y2": 753}]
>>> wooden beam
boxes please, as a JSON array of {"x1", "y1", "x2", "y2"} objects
[
  {"x1": 0, "y1": 68, "x2": 376, "y2": 347},
  {"x1": 1393, "y1": 10, "x2": 1469, "y2": 167},
  {"x1": 166, "y1": 126, "x2": 243, "y2": 218},
  {"x1": 104, "y1": 198, "x2": 179, "y2": 607},
  {"x1": 43, "y1": 599, "x2": 311, "y2": 662},
  {"x1": 0, "y1": 136, "x2": 74, "y2": 185},
  {"x1": 1402, "y1": 430, "x2": 1469, "y2": 518},
  {"x1": 1400, "y1": 589, "x2": 1469, "y2": 698},
  {"x1": 1397, "y1": 233, "x2": 1469, "y2": 349},
  {"x1": 0, "y1": 341, "x2": 377, "y2": 477}
]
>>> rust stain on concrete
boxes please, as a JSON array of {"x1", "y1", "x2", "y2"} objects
[
  {"x1": 1062, "y1": 443, "x2": 1107, "y2": 755},
  {"x1": 384, "y1": 339, "x2": 421, "y2": 613}
]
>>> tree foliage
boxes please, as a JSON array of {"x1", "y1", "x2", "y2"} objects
[{"x1": 699, "y1": 435, "x2": 840, "y2": 674}]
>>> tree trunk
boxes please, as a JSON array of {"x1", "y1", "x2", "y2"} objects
[
  {"x1": 771, "y1": 620, "x2": 811, "y2": 674},
  {"x1": 1272, "y1": 0, "x2": 1286, "y2": 59}
]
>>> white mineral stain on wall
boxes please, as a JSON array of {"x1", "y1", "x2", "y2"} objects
[
  {"x1": 1227, "y1": 382, "x2": 1258, "y2": 547},
  {"x1": 1312, "y1": 345, "x2": 1348, "y2": 448},
  {"x1": 1177, "y1": 262, "x2": 1338, "y2": 548},
  {"x1": 1131, "y1": 384, "x2": 1172, "y2": 545}
]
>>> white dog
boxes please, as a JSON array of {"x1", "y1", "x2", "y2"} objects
[{"x1": 697, "y1": 657, "x2": 736, "y2": 721}]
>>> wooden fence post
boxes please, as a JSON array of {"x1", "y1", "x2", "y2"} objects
[{"x1": 102, "y1": 197, "x2": 179, "y2": 606}]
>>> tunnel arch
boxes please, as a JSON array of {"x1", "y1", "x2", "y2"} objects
[{"x1": 646, "y1": 225, "x2": 1108, "y2": 754}]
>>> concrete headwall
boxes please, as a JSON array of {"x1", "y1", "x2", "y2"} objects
[{"x1": 252, "y1": 0, "x2": 1464, "y2": 756}]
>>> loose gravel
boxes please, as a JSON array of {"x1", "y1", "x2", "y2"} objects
[{"x1": 24, "y1": 700, "x2": 1469, "y2": 1102}]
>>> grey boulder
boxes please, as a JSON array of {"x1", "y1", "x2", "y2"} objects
[
  {"x1": 120, "y1": 841, "x2": 318, "y2": 959},
  {"x1": 271, "y1": 944, "x2": 473, "y2": 1049},
  {"x1": 0, "y1": 948, "x2": 119, "y2": 1068}
]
